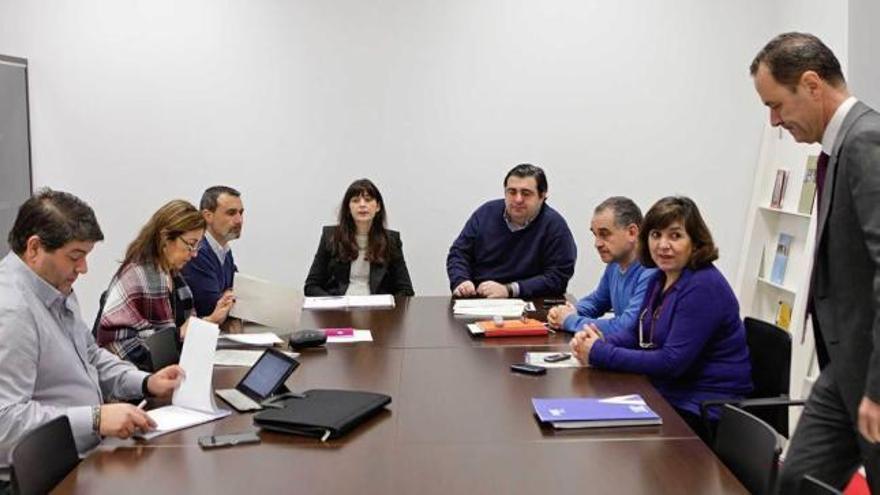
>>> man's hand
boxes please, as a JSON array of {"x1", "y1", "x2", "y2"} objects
[
  {"x1": 569, "y1": 324, "x2": 603, "y2": 365},
  {"x1": 147, "y1": 365, "x2": 185, "y2": 398},
  {"x1": 99, "y1": 403, "x2": 156, "y2": 439},
  {"x1": 206, "y1": 290, "x2": 236, "y2": 324},
  {"x1": 858, "y1": 396, "x2": 880, "y2": 443},
  {"x1": 476, "y1": 281, "x2": 508, "y2": 299},
  {"x1": 547, "y1": 303, "x2": 575, "y2": 329},
  {"x1": 453, "y1": 281, "x2": 477, "y2": 298}
]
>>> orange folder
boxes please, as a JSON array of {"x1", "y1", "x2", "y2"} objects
[{"x1": 476, "y1": 318, "x2": 548, "y2": 337}]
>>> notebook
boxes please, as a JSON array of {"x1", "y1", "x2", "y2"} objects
[
  {"x1": 136, "y1": 318, "x2": 230, "y2": 440},
  {"x1": 253, "y1": 389, "x2": 391, "y2": 441},
  {"x1": 531, "y1": 394, "x2": 662, "y2": 429}
]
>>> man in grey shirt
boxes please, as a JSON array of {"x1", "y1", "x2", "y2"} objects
[{"x1": 0, "y1": 189, "x2": 184, "y2": 484}]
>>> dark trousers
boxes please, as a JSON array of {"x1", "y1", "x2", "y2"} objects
[
  {"x1": 676, "y1": 407, "x2": 716, "y2": 445},
  {"x1": 778, "y1": 366, "x2": 880, "y2": 494}
]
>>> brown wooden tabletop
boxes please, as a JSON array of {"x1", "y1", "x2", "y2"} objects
[{"x1": 54, "y1": 296, "x2": 746, "y2": 494}]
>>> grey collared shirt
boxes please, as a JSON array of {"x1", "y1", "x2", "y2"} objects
[{"x1": 0, "y1": 253, "x2": 149, "y2": 470}]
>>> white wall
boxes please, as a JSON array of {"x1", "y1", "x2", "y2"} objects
[
  {"x1": 848, "y1": 0, "x2": 880, "y2": 109},
  {"x1": 0, "y1": 1, "x2": 846, "y2": 320}
]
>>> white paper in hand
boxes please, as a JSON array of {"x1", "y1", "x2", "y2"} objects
[{"x1": 173, "y1": 318, "x2": 221, "y2": 412}]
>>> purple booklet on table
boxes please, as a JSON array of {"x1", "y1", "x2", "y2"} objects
[{"x1": 531, "y1": 394, "x2": 662, "y2": 429}]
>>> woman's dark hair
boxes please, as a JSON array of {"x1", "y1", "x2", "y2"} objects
[
  {"x1": 333, "y1": 179, "x2": 390, "y2": 264},
  {"x1": 638, "y1": 196, "x2": 718, "y2": 270}
]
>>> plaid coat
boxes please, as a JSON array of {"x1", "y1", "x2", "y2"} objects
[{"x1": 97, "y1": 262, "x2": 193, "y2": 370}]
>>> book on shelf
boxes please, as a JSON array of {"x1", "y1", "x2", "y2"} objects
[
  {"x1": 770, "y1": 169, "x2": 789, "y2": 209},
  {"x1": 770, "y1": 233, "x2": 794, "y2": 285},
  {"x1": 776, "y1": 300, "x2": 792, "y2": 330},
  {"x1": 797, "y1": 155, "x2": 819, "y2": 214},
  {"x1": 531, "y1": 394, "x2": 662, "y2": 429}
]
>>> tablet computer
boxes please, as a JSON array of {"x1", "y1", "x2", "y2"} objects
[{"x1": 216, "y1": 348, "x2": 300, "y2": 411}]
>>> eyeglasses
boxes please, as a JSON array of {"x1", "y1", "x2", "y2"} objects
[
  {"x1": 638, "y1": 303, "x2": 664, "y2": 349},
  {"x1": 178, "y1": 237, "x2": 199, "y2": 253}
]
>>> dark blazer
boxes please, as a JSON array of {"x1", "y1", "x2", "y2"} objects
[
  {"x1": 811, "y1": 100, "x2": 880, "y2": 414},
  {"x1": 304, "y1": 225, "x2": 415, "y2": 297}
]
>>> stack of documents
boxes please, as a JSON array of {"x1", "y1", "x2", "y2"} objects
[
  {"x1": 453, "y1": 299, "x2": 534, "y2": 318},
  {"x1": 214, "y1": 349, "x2": 299, "y2": 367},
  {"x1": 303, "y1": 295, "x2": 395, "y2": 310},
  {"x1": 323, "y1": 328, "x2": 374, "y2": 343},
  {"x1": 218, "y1": 332, "x2": 284, "y2": 347},
  {"x1": 531, "y1": 395, "x2": 662, "y2": 429}
]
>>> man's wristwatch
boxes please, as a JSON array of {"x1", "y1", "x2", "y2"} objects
[
  {"x1": 505, "y1": 283, "x2": 514, "y2": 297},
  {"x1": 92, "y1": 405, "x2": 102, "y2": 434}
]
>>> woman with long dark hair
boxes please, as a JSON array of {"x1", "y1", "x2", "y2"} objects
[{"x1": 304, "y1": 179, "x2": 414, "y2": 296}]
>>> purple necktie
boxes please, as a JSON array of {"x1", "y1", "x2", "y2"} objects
[{"x1": 815, "y1": 151, "x2": 830, "y2": 214}]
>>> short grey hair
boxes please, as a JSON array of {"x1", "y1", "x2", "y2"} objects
[{"x1": 594, "y1": 196, "x2": 643, "y2": 229}]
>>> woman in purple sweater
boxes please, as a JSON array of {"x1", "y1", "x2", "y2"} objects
[{"x1": 570, "y1": 196, "x2": 752, "y2": 442}]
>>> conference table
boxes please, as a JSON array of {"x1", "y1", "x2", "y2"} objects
[{"x1": 55, "y1": 297, "x2": 746, "y2": 494}]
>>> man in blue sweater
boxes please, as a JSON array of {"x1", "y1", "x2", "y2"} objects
[
  {"x1": 181, "y1": 186, "x2": 242, "y2": 320},
  {"x1": 446, "y1": 164, "x2": 576, "y2": 298},
  {"x1": 547, "y1": 197, "x2": 656, "y2": 334}
]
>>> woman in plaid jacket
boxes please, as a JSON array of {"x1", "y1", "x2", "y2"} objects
[{"x1": 97, "y1": 200, "x2": 233, "y2": 371}]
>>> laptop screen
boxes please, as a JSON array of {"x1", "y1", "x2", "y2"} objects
[{"x1": 237, "y1": 349, "x2": 299, "y2": 400}]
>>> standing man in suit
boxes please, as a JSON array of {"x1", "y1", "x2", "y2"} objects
[
  {"x1": 751, "y1": 32, "x2": 880, "y2": 493},
  {"x1": 181, "y1": 186, "x2": 242, "y2": 321}
]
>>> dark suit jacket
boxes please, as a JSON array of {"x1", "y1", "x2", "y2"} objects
[
  {"x1": 811, "y1": 100, "x2": 880, "y2": 416},
  {"x1": 304, "y1": 225, "x2": 415, "y2": 297}
]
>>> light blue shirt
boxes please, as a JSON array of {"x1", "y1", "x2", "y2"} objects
[
  {"x1": 562, "y1": 261, "x2": 657, "y2": 334},
  {"x1": 0, "y1": 252, "x2": 149, "y2": 471}
]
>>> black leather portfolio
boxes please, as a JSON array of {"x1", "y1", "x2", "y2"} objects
[{"x1": 253, "y1": 389, "x2": 391, "y2": 440}]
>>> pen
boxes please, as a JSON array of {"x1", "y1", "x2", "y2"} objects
[{"x1": 137, "y1": 399, "x2": 148, "y2": 410}]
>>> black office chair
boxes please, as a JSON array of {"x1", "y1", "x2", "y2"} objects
[
  {"x1": 145, "y1": 327, "x2": 181, "y2": 371},
  {"x1": 800, "y1": 474, "x2": 843, "y2": 495},
  {"x1": 701, "y1": 317, "x2": 805, "y2": 440},
  {"x1": 713, "y1": 404, "x2": 782, "y2": 495},
  {"x1": 10, "y1": 416, "x2": 80, "y2": 495},
  {"x1": 91, "y1": 289, "x2": 108, "y2": 340}
]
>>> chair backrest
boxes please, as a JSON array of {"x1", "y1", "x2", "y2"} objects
[
  {"x1": 145, "y1": 327, "x2": 180, "y2": 371},
  {"x1": 11, "y1": 416, "x2": 80, "y2": 495},
  {"x1": 800, "y1": 475, "x2": 843, "y2": 495},
  {"x1": 91, "y1": 289, "x2": 109, "y2": 339},
  {"x1": 744, "y1": 316, "x2": 792, "y2": 435},
  {"x1": 713, "y1": 404, "x2": 782, "y2": 495}
]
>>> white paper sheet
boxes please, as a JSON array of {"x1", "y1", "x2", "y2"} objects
[
  {"x1": 303, "y1": 295, "x2": 395, "y2": 310},
  {"x1": 525, "y1": 352, "x2": 588, "y2": 369},
  {"x1": 325, "y1": 329, "x2": 373, "y2": 343},
  {"x1": 173, "y1": 318, "x2": 221, "y2": 412},
  {"x1": 229, "y1": 272, "x2": 303, "y2": 329},
  {"x1": 453, "y1": 299, "x2": 534, "y2": 317},
  {"x1": 213, "y1": 349, "x2": 299, "y2": 367},
  {"x1": 221, "y1": 332, "x2": 283, "y2": 346},
  {"x1": 139, "y1": 405, "x2": 230, "y2": 440}
]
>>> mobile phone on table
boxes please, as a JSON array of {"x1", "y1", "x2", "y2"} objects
[
  {"x1": 510, "y1": 363, "x2": 547, "y2": 375},
  {"x1": 198, "y1": 431, "x2": 261, "y2": 449},
  {"x1": 543, "y1": 352, "x2": 571, "y2": 363}
]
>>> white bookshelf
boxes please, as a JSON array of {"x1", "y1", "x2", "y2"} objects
[{"x1": 735, "y1": 123, "x2": 821, "y2": 435}]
